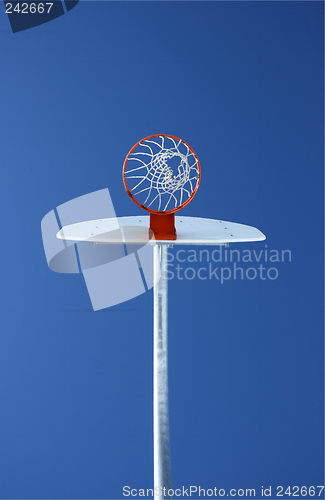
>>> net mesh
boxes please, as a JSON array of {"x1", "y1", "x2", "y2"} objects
[{"x1": 124, "y1": 135, "x2": 200, "y2": 212}]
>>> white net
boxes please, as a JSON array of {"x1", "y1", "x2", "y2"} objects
[{"x1": 124, "y1": 135, "x2": 200, "y2": 212}]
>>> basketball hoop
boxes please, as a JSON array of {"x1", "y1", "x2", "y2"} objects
[
  {"x1": 45, "y1": 133, "x2": 266, "y2": 500},
  {"x1": 123, "y1": 134, "x2": 201, "y2": 240}
]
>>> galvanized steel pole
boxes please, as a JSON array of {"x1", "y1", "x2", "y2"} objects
[{"x1": 153, "y1": 243, "x2": 172, "y2": 500}]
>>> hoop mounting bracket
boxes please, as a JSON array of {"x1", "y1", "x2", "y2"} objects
[{"x1": 150, "y1": 213, "x2": 177, "y2": 241}]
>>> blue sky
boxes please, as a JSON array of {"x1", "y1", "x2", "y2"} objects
[{"x1": 0, "y1": 1, "x2": 323, "y2": 499}]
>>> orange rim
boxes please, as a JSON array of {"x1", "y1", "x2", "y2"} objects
[{"x1": 123, "y1": 134, "x2": 201, "y2": 214}]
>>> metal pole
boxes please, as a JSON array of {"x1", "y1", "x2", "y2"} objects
[{"x1": 153, "y1": 243, "x2": 172, "y2": 500}]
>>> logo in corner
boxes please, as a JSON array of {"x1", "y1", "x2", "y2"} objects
[{"x1": 4, "y1": 0, "x2": 79, "y2": 33}]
